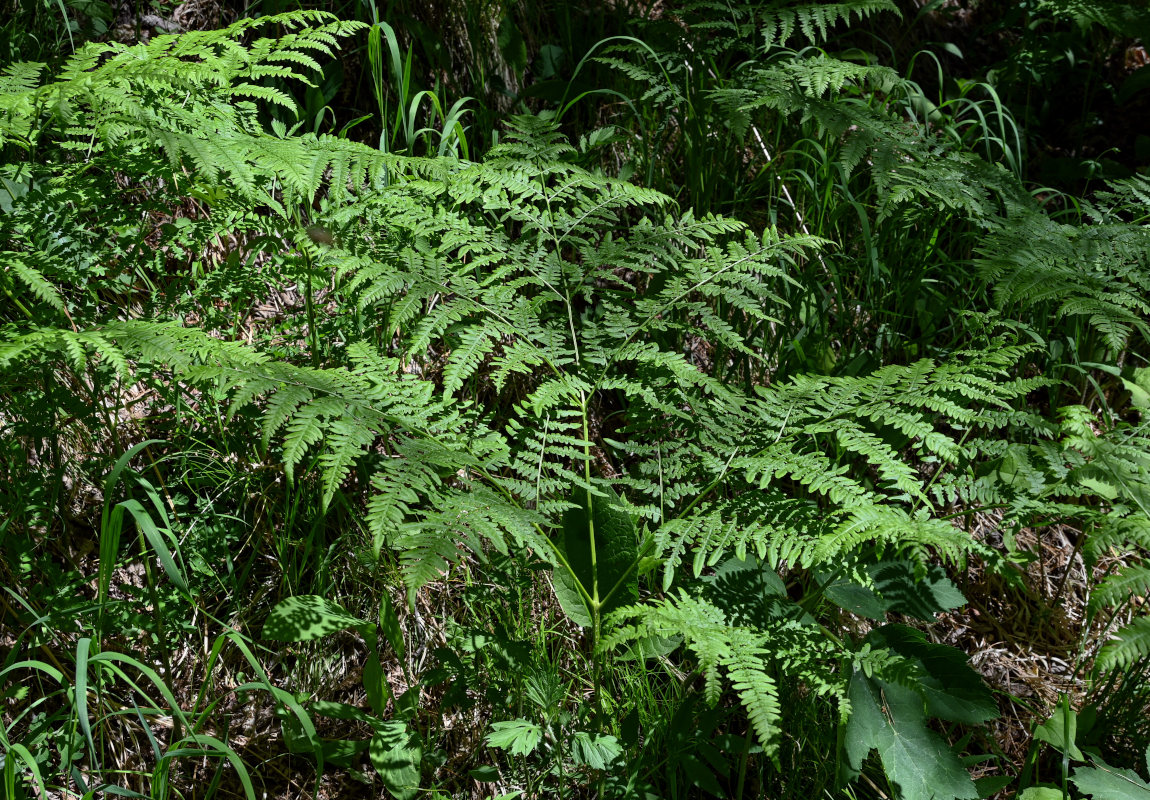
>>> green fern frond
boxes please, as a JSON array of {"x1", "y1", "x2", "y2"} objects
[
  {"x1": 5, "y1": 257, "x2": 66, "y2": 313},
  {"x1": 1090, "y1": 564, "x2": 1150, "y2": 618},
  {"x1": 1098, "y1": 617, "x2": 1150, "y2": 672},
  {"x1": 979, "y1": 209, "x2": 1150, "y2": 351},
  {"x1": 757, "y1": 1, "x2": 898, "y2": 48},
  {"x1": 605, "y1": 592, "x2": 782, "y2": 754}
]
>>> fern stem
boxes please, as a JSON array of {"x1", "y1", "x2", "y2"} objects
[
  {"x1": 298, "y1": 228, "x2": 320, "y2": 368},
  {"x1": 537, "y1": 164, "x2": 582, "y2": 368},
  {"x1": 3, "y1": 286, "x2": 34, "y2": 319},
  {"x1": 579, "y1": 389, "x2": 603, "y2": 716},
  {"x1": 735, "y1": 725, "x2": 754, "y2": 800}
]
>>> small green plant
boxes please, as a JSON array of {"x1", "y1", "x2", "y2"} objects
[
  {"x1": 1024, "y1": 696, "x2": 1150, "y2": 800},
  {"x1": 263, "y1": 593, "x2": 422, "y2": 797}
]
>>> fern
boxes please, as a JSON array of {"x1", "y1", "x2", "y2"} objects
[
  {"x1": 604, "y1": 592, "x2": 783, "y2": 755},
  {"x1": 5, "y1": 16, "x2": 1128, "y2": 797},
  {"x1": 978, "y1": 208, "x2": 1150, "y2": 351},
  {"x1": 1099, "y1": 617, "x2": 1150, "y2": 672},
  {"x1": 754, "y1": 1, "x2": 899, "y2": 49},
  {"x1": 671, "y1": 1, "x2": 898, "y2": 52}
]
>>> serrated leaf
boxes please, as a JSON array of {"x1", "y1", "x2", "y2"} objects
[
  {"x1": 826, "y1": 561, "x2": 966, "y2": 622},
  {"x1": 825, "y1": 579, "x2": 890, "y2": 619},
  {"x1": 702, "y1": 555, "x2": 800, "y2": 626},
  {"x1": 570, "y1": 732, "x2": 622, "y2": 770},
  {"x1": 559, "y1": 484, "x2": 638, "y2": 624},
  {"x1": 867, "y1": 625, "x2": 997, "y2": 725},
  {"x1": 872, "y1": 561, "x2": 967, "y2": 620},
  {"x1": 486, "y1": 719, "x2": 543, "y2": 756},
  {"x1": 843, "y1": 672, "x2": 979, "y2": 800},
  {"x1": 551, "y1": 558, "x2": 593, "y2": 628},
  {"x1": 1072, "y1": 761, "x2": 1150, "y2": 800}
]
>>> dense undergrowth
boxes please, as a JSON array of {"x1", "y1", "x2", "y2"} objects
[{"x1": 2, "y1": 1, "x2": 1150, "y2": 798}]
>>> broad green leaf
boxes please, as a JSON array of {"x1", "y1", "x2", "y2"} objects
[
  {"x1": 1018, "y1": 788, "x2": 1065, "y2": 800},
  {"x1": 872, "y1": 561, "x2": 966, "y2": 620},
  {"x1": 868, "y1": 625, "x2": 997, "y2": 725},
  {"x1": 1123, "y1": 367, "x2": 1150, "y2": 412},
  {"x1": 825, "y1": 579, "x2": 890, "y2": 619},
  {"x1": 614, "y1": 631, "x2": 682, "y2": 661},
  {"x1": 844, "y1": 673, "x2": 979, "y2": 800},
  {"x1": 469, "y1": 765, "x2": 501, "y2": 782},
  {"x1": 702, "y1": 555, "x2": 806, "y2": 626},
  {"x1": 551, "y1": 565, "x2": 593, "y2": 628},
  {"x1": 364, "y1": 656, "x2": 389, "y2": 716},
  {"x1": 1033, "y1": 695, "x2": 1084, "y2": 761},
  {"x1": 395, "y1": 685, "x2": 420, "y2": 721},
  {"x1": 485, "y1": 719, "x2": 543, "y2": 756},
  {"x1": 317, "y1": 738, "x2": 370, "y2": 768},
  {"x1": 826, "y1": 561, "x2": 966, "y2": 622},
  {"x1": 1079, "y1": 476, "x2": 1120, "y2": 501},
  {"x1": 369, "y1": 721, "x2": 421, "y2": 800},
  {"x1": 975, "y1": 776, "x2": 1016, "y2": 797},
  {"x1": 379, "y1": 592, "x2": 405, "y2": 659},
  {"x1": 560, "y1": 484, "x2": 638, "y2": 624},
  {"x1": 570, "y1": 732, "x2": 622, "y2": 770},
  {"x1": 309, "y1": 700, "x2": 378, "y2": 725},
  {"x1": 536, "y1": 43, "x2": 564, "y2": 81},
  {"x1": 1073, "y1": 762, "x2": 1150, "y2": 800},
  {"x1": 263, "y1": 595, "x2": 370, "y2": 641},
  {"x1": 681, "y1": 753, "x2": 725, "y2": 797}
]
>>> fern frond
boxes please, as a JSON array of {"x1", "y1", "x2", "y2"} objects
[
  {"x1": 604, "y1": 592, "x2": 782, "y2": 754},
  {"x1": 1098, "y1": 617, "x2": 1150, "y2": 672},
  {"x1": 5, "y1": 257, "x2": 66, "y2": 313},
  {"x1": 1090, "y1": 563, "x2": 1150, "y2": 618},
  {"x1": 756, "y1": 1, "x2": 899, "y2": 48}
]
